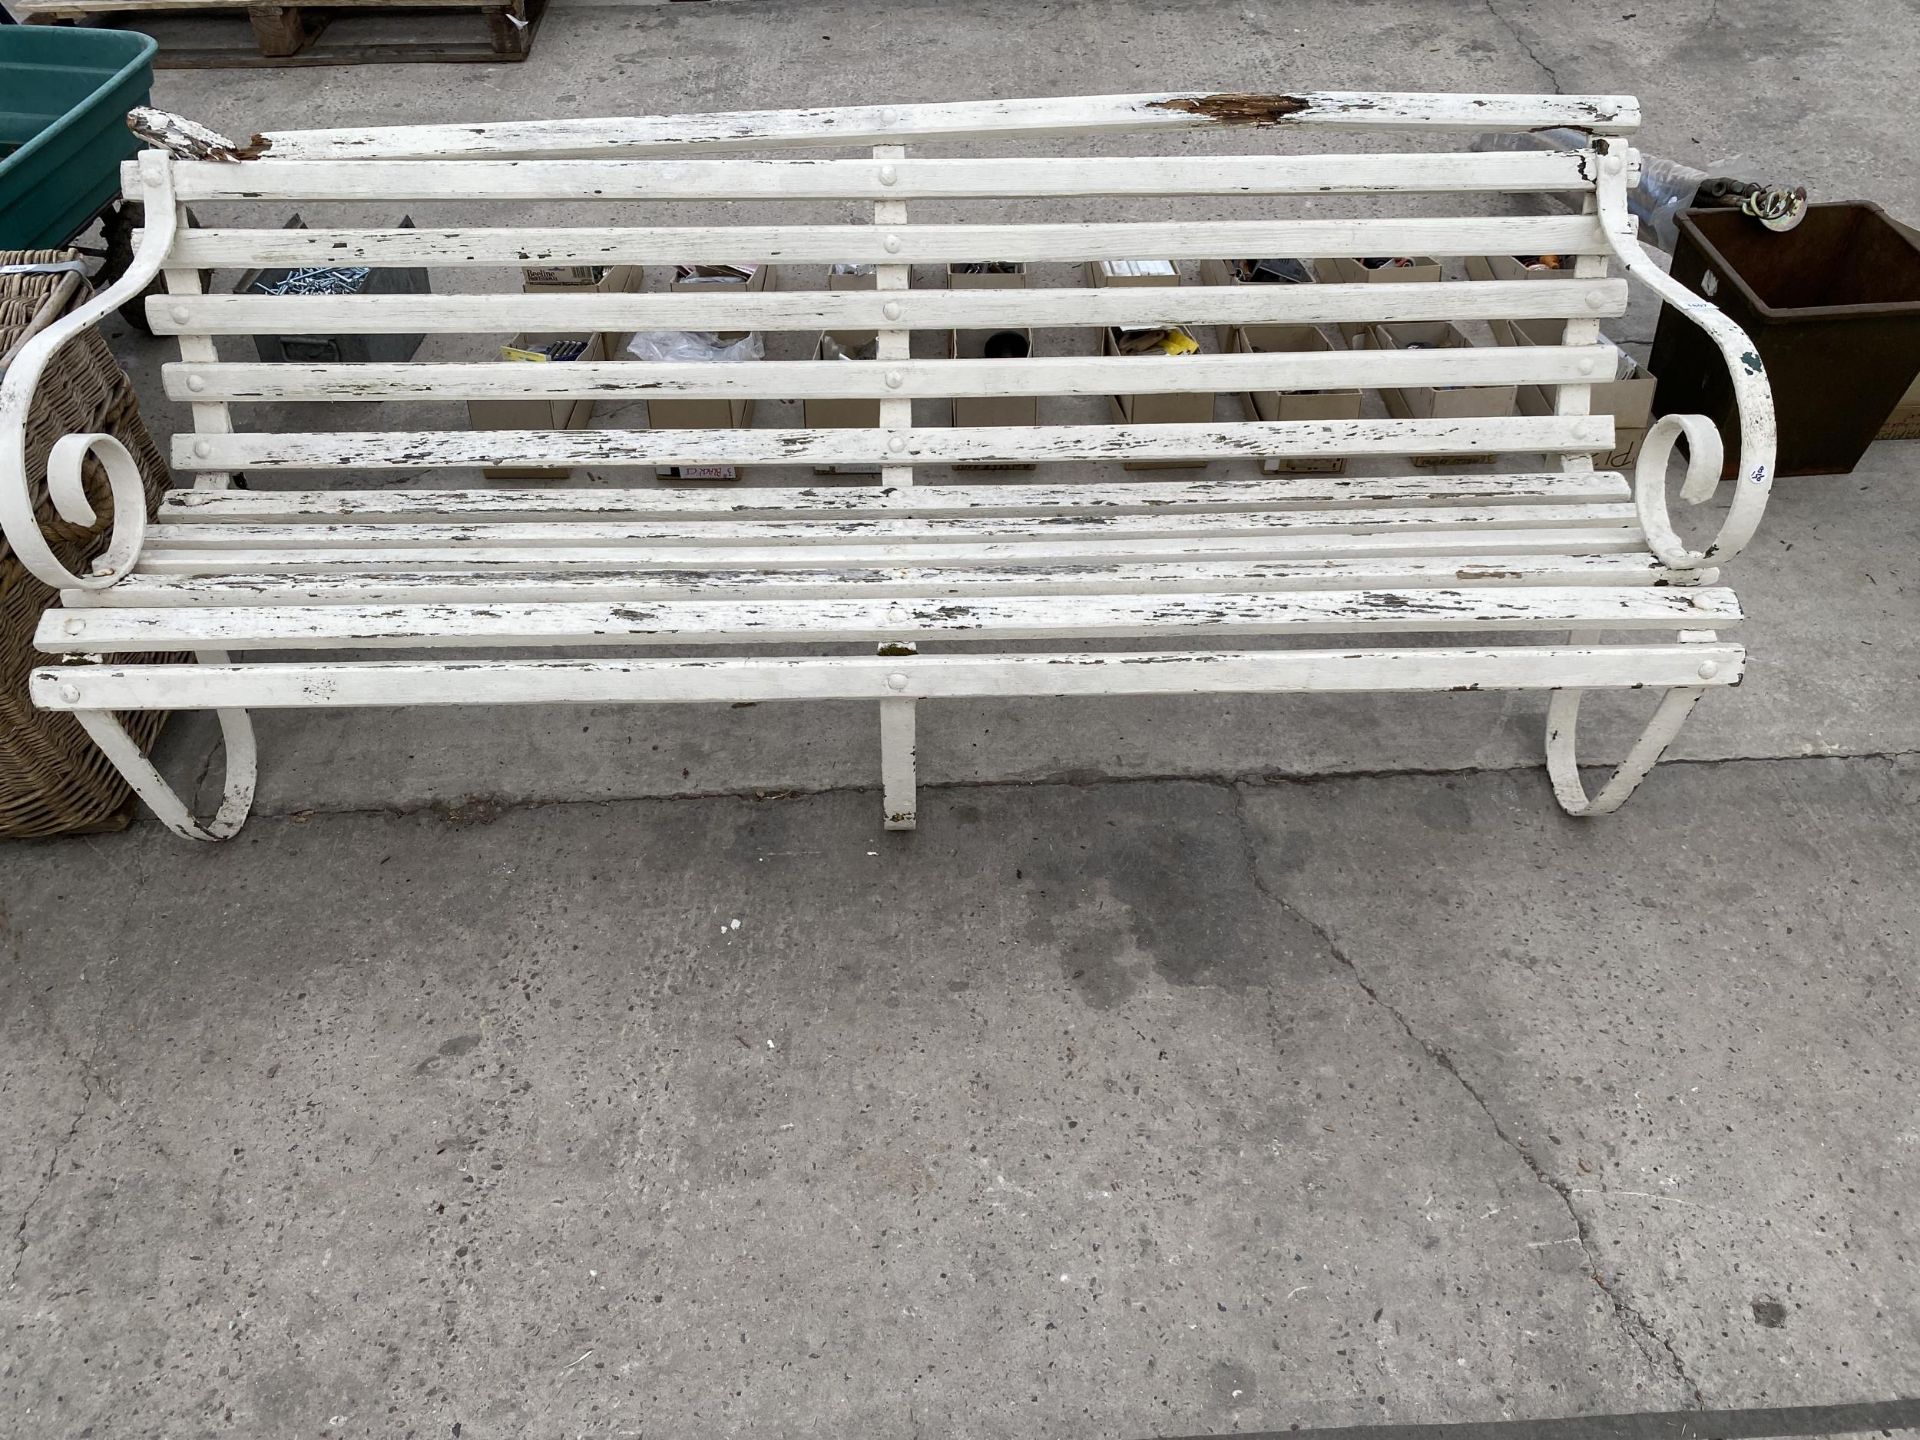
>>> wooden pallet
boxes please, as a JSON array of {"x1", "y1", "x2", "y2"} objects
[{"x1": 13, "y1": 0, "x2": 547, "y2": 67}]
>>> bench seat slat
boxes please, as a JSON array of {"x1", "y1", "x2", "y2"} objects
[
  {"x1": 159, "y1": 472, "x2": 1630, "y2": 519},
  {"x1": 161, "y1": 215, "x2": 1621, "y2": 269},
  {"x1": 35, "y1": 647, "x2": 1743, "y2": 720},
  {"x1": 62, "y1": 554, "x2": 1687, "y2": 610},
  {"x1": 153, "y1": 151, "x2": 1613, "y2": 204},
  {"x1": 41, "y1": 587, "x2": 1739, "y2": 654},
  {"x1": 173, "y1": 420, "x2": 1618, "y2": 472},
  {"x1": 255, "y1": 92, "x2": 1639, "y2": 163},
  {"x1": 151, "y1": 279, "x2": 1629, "y2": 339},
  {"x1": 165, "y1": 349, "x2": 1619, "y2": 405},
  {"x1": 133, "y1": 527, "x2": 1649, "y2": 575}
]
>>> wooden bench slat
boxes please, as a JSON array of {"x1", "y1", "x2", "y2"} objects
[
  {"x1": 35, "y1": 647, "x2": 1745, "y2": 720},
  {"x1": 158, "y1": 471, "x2": 1629, "y2": 518},
  {"x1": 43, "y1": 586, "x2": 1740, "y2": 654},
  {"x1": 165, "y1": 348, "x2": 1619, "y2": 405},
  {"x1": 64, "y1": 554, "x2": 1684, "y2": 610},
  {"x1": 160, "y1": 215, "x2": 1620, "y2": 269},
  {"x1": 174, "y1": 419, "x2": 1617, "y2": 473},
  {"x1": 256, "y1": 92, "x2": 1640, "y2": 163},
  {"x1": 152, "y1": 150, "x2": 1613, "y2": 204},
  {"x1": 146, "y1": 504, "x2": 1641, "y2": 555},
  {"x1": 150, "y1": 279, "x2": 1629, "y2": 339},
  {"x1": 132, "y1": 527, "x2": 1650, "y2": 576}
]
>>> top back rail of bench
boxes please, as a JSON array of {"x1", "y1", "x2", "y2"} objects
[
  {"x1": 248, "y1": 90, "x2": 1642, "y2": 161},
  {"x1": 119, "y1": 90, "x2": 1652, "y2": 489}
]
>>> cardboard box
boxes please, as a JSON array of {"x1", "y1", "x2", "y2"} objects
[
  {"x1": 670, "y1": 262, "x2": 775, "y2": 340},
  {"x1": 829, "y1": 266, "x2": 878, "y2": 291},
  {"x1": 1371, "y1": 320, "x2": 1514, "y2": 466},
  {"x1": 467, "y1": 332, "x2": 605, "y2": 480},
  {"x1": 947, "y1": 262, "x2": 1030, "y2": 290},
  {"x1": 1516, "y1": 371, "x2": 1657, "y2": 470},
  {"x1": 648, "y1": 396, "x2": 757, "y2": 483},
  {"x1": 1464, "y1": 254, "x2": 1582, "y2": 350},
  {"x1": 1199, "y1": 256, "x2": 1321, "y2": 353},
  {"x1": 949, "y1": 326, "x2": 1037, "y2": 467},
  {"x1": 1233, "y1": 326, "x2": 1363, "y2": 474},
  {"x1": 1103, "y1": 325, "x2": 1212, "y2": 469},
  {"x1": 1085, "y1": 258, "x2": 1181, "y2": 289},
  {"x1": 523, "y1": 264, "x2": 645, "y2": 360},
  {"x1": 804, "y1": 331, "x2": 883, "y2": 474},
  {"x1": 1467, "y1": 257, "x2": 1660, "y2": 466},
  {"x1": 1314, "y1": 255, "x2": 1442, "y2": 346}
]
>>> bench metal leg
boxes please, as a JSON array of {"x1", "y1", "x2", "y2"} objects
[
  {"x1": 880, "y1": 698, "x2": 917, "y2": 831},
  {"x1": 1545, "y1": 686, "x2": 1703, "y2": 817},
  {"x1": 69, "y1": 649, "x2": 258, "y2": 841}
]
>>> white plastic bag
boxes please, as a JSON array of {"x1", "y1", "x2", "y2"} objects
[{"x1": 626, "y1": 330, "x2": 765, "y2": 363}]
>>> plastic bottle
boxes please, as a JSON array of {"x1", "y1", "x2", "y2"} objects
[{"x1": 1469, "y1": 129, "x2": 1709, "y2": 253}]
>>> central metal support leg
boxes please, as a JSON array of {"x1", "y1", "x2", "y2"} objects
[{"x1": 880, "y1": 696, "x2": 918, "y2": 830}]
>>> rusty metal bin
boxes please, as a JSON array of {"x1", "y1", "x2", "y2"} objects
[{"x1": 1650, "y1": 202, "x2": 1920, "y2": 475}]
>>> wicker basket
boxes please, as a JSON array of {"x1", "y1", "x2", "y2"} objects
[{"x1": 1, "y1": 250, "x2": 173, "y2": 838}]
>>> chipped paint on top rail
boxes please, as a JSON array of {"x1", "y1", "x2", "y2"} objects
[{"x1": 255, "y1": 91, "x2": 1641, "y2": 161}]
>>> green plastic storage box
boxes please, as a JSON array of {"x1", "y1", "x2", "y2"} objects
[{"x1": 0, "y1": 27, "x2": 158, "y2": 252}]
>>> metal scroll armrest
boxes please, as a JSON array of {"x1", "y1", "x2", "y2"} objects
[
  {"x1": 1597, "y1": 155, "x2": 1777, "y2": 570},
  {"x1": 0, "y1": 152, "x2": 178, "y2": 592}
]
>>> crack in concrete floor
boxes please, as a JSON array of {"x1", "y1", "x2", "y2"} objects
[
  {"x1": 1226, "y1": 780, "x2": 1707, "y2": 1407},
  {"x1": 7, "y1": 1029, "x2": 103, "y2": 1294}
]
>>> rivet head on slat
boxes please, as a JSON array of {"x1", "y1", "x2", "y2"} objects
[
  {"x1": 1696, "y1": 660, "x2": 1720, "y2": 680},
  {"x1": 1577, "y1": 358, "x2": 1598, "y2": 375},
  {"x1": 883, "y1": 234, "x2": 903, "y2": 254},
  {"x1": 63, "y1": 617, "x2": 83, "y2": 635},
  {"x1": 884, "y1": 370, "x2": 903, "y2": 389},
  {"x1": 888, "y1": 436, "x2": 907, "y2": 453},
  {"x1": 882, "y1": 300, "x2": 902, "y2": 321},
  {"x1": 878, "y1": 164, "x2": 898, "y2": 185},
  {"x1": 879, "y1": 108, "x2": 898, "y2": 125},
  {"x1": 58, "y1": 684, "x2": 80, "y2": 704},
  {"x1": 144, "y1": 170, "x2": 163, "y2": 187},
  {"x1": 186, "y1": 375, "x2": 206, "y2": 393},
  {"x1": 1604, "y1": 153, "x2": 1626, "y2": 176},
  {"x1": 886, "y1": 672, "x2": 909, "y2": 691},
  {"x1": 192, "y1": 440, "x2": 212, "y2": 458},
  {"x1": 1586, "y1": 289, "x2": 1610, "y2": 310},
  {"x1": 170, "y1": 305, "x2": 190, "y2": 324}
]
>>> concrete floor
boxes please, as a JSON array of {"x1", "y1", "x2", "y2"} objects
[{"x1": 5, "y1": 0, "x2": 1920, "y2": 1435}]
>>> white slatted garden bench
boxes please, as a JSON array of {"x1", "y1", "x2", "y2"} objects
[{"x1": 0, "y1": 90, "x2": 1776, "y2": 841}]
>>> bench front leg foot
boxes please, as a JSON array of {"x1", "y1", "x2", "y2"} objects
[
  {"x1": 880, "y1": 697, "x2": 917, "y2": 831},
  {"x1": 73, "y1": 701, "x2": 257, "y2": 843},
  {"x1": 1545, "y1": 686, "x2": 1704, "y2": 818}
]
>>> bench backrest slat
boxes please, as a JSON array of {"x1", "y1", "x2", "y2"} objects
[
  {"x1": 164, "y1": 346, "x2": 1618, "y2": 403},
  {"x1": 146, "y1": 149, "x2": 1616, "y2": 203},
  {"x1": 150, "y1": 278, "x2": 1629, "y2": 337},
  {"x1": 163, "y1": 215, "x2": 1621, "y2": 269}
]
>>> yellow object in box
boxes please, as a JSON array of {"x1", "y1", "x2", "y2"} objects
[
  {"x1": 1101, "y1": 325, "x2": 1213, "y2": 470},
  {"x1": 467, "y1": 331, "x2": 605, "y2": 480}
]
